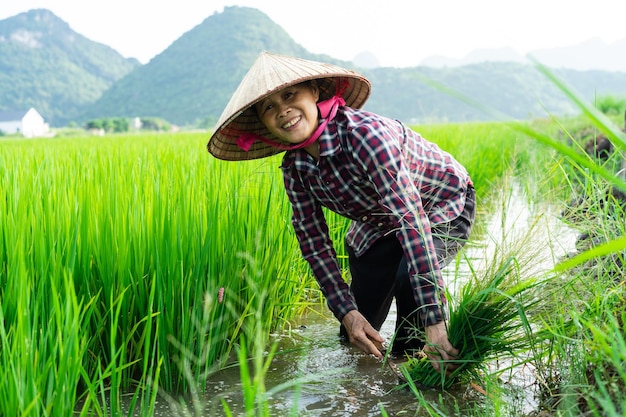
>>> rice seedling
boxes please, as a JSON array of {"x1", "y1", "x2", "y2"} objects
[{"x1": 401, "y1": 257, "x2": 549, "y2": 390}]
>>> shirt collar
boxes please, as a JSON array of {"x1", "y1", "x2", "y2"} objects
[{"x1": 281, "y1": 109, "x2": 345, "y2": 171}]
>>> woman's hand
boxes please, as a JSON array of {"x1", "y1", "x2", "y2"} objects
[
  {"x1": 341, "y1": 310, "x2": 384, "y2": 359},
  {"x1": 424, "y1": 321, "x2": 459, "y2": 373}
]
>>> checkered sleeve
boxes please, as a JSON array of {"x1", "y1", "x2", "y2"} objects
[{"x1": 282, "y1": 166, "x2": 357, "y2": 322}]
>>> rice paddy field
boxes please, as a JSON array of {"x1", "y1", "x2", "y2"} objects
[{"x1": 1, "y1": 87, "x2": 625, "y2": 416}]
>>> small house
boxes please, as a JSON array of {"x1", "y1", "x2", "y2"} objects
[{"x1": 0, "y1": 108, "x2": 50, "y2": 138}]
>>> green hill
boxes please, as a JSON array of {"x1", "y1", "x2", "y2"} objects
[
  {"x1": 83, "y1": 6, "x2": 626, "y2": 127},
  {"x1": 364, "y1": 63, "x2": 582, "y2": 123},
  {"x1": 1, "y1": 6, "x2": 626, "y2": 128},
  {"x1": 0, "y1": 9, "x2": 140, "y2": 126},
  {"x1": 79, "y1": 6, "x2": 351, "y2": 127}
]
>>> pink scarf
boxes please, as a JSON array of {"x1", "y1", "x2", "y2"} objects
[{"x1": 236, "y1": 94, "x2": 346, "y2": 152}]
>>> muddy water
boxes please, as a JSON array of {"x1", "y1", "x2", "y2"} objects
[
  {"x1": 146, "y1": 191, "x2": 579, "y2": 416},
  {"x1": 156, "y1": 305, "x2": 536, "y2": 416},
  {"x1": 175, "y1": 308, "x2": 485, "y2": 417}
]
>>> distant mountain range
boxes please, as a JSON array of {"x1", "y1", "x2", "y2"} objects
[
  {"x1": 1, "y1": 7, "x2": 625, "y2": 128},
  {"x1": 419, "y1": 37, "x2": 626, "y2": 72}
]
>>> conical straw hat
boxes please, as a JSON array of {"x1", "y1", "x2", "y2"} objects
[{"x1": 207, "y1": 51, "x2": 371, "y2": 161}]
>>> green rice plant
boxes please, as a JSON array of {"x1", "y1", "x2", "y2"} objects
[
  {"x1": 537, "y1": 187, "x2": 624, "y2": 415},
  {"x1": 402, "y1": 256, "x2": 544, "y2": 390},
  {"x1": 538, "y1": 262, "x2": 625, "y2": 416},
  {"x1": 580, "y1": 301, "x2": 626, "y2": 416},
  {"x1": 0, "y1": 108, "x2": 581, "y2": 415},
  {"x1": 0, "y1": 269, "x2": 94, "y2": 416},
  {"x1": 0, "y1": 132, "x2": 318, "y2": 413}
]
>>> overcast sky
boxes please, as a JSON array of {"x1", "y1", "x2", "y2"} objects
[{"x1": 1, "y1": 0, "x2": 624, "y2": 67}]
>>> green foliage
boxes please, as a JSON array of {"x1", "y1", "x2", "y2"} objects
[
  {"x1": 496, "y1": 61, "x2": 626, "y2": 416},
  {"x1": 593, "y1": 94, "x2": 626, "y2": 116},
  {"x1": 140, "y1": 117, "x2": 170, "y2": 132},
  {"x1": 84, "y1": 117, "x2": 129, "y2": 132}
]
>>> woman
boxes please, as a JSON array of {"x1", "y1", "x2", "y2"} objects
[{"x1": 207, "y1": 52, "x2": 475, "y2": 373}]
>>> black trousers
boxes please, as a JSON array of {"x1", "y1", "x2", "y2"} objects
[{"x1": 341, "y1": 186, "x2": 476, "y2": 354}]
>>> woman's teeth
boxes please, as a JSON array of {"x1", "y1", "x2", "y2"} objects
[{"x1": 282, "y1": 116, "x2": 300, "y2": 129}]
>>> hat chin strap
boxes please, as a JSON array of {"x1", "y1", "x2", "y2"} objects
[{"x1": 236, "y1": 94, "x2": 346, "y2": 152}]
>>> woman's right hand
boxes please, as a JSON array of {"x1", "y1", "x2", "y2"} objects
[{"x1": 341, "y1": 310, "x2": 384, "y2": 359}]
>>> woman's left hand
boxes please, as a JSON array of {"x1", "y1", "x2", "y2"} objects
[{"x1": 424, "y1": 321, "x2": 459, "y2": 374}]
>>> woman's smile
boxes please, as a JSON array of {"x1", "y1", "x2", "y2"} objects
[{"x1": 282, "y1": 115, "x2": 302, "y2": 130}]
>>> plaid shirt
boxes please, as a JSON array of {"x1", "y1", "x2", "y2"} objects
[{"x1": 280, "y1": 107, "x2": 472, "y2": 325}]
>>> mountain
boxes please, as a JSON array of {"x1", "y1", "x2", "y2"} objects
[
  {"x1": 79, "y1": 6, "x2": 350, "y2": 127},
  {"x1": 0, "y1": 9, "x2": 140, "y2": 126},
  {"x1": 352, "y1": 51, "x2": 382, "y2": 69},
  {"x1": 421, "y1": 47, "x2": 526, "y2": 68},
  {"x1": 364, "y1": 63, "x2": 626, "y2": 123},
  {"x1": 531, "y1": 37, "x2": 626, "y2": 72},
  {"x1": 83, "y1": 6, "x2": 626, "y2": 127},
  {"x1": 1, "y1": 7, "x2": 626, "y2": 129},
  {"x1": 420, "y1": 38, "x2": 626, "y2": 72}
]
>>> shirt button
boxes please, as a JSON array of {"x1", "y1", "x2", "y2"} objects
[
  {"x1": 361, "y1": 216, "x2": 368, "y2": 221},
  {"x1": 377, "y1": 222, "x2": 383, "y2": 227}
]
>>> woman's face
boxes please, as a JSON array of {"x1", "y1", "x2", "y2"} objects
[{"x1": 255, "y1": 82, "x2": 320, "y2": 145}]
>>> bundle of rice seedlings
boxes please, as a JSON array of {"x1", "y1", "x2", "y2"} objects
[{"x1": 401, "y1": 256, "x2": 549, "y2": 389}]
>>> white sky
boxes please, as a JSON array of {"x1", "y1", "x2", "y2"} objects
[{"x1": 1, "y1": 0, "x2": 624, "y2": 68}]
